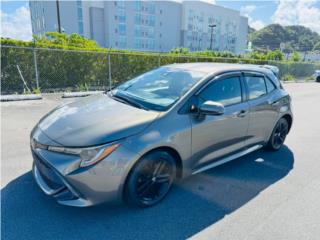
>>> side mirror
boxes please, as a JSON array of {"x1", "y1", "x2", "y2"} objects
[{"x1": 199, "y1": 101, "x2": 225, "y2": 115}]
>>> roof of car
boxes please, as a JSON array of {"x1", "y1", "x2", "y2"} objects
[{"x1": 165, "y1": 62, "x2": 273, "y2": 76}]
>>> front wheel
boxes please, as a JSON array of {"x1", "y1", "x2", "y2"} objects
[
  {"x1": 266, "y1": 118, "x2": 289, "y2": 151},
  {"x1": 124, "y1": 151, "x2": 176, "y2": 207}
]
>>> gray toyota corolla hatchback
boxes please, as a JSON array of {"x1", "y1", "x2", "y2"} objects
[{"x1": 31, "y1": 63, "x2": 293, "y2": 207}]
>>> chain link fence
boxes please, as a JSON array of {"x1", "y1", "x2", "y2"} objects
[{"x1": 1, "y1": 46, "x2": 320, "y2": 95}]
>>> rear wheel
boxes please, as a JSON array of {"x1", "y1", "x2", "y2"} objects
[
  {"x1": 316, "y1": 76, "x2": 320, "y2": 82},
  {"x1": 124, "y1": 151, "x2": 176, "y2": 207},
  {"x1": 267, "y1": 118, "x2": 289, "y2": 151}
]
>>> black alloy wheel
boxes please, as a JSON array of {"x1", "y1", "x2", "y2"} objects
[
  {"x1": 267, "y1": 118, "x2": 289, "y2": 151},
  {"x1": 125, "y1": 151, "x2": 176, "y2": 207}
]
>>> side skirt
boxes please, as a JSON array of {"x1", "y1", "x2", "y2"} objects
[{"x1": 192, "y1": 144, "x2": 263, "y2": 175}]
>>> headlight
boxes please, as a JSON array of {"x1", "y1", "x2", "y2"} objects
[{"x1": 48, "y1": 143, "x2": 119, "y2": 167}]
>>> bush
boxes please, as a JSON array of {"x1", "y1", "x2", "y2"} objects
[
  {"x1": 76, "y1": 83, "x2": 90, "y2": 92},
  {"x1": 1, "y1": 33, "x2": 320, "y2": 94},
  {"x1": 290, "y1": 52, "x2": 301, "y2": 62},
  {"x1": 170, "y1": 47, "x2": 190, "y2": 54},
  {"x1": 304, "y1": 76, "x2": 314, "y2": 81},
  {"x1": 32, "y1": 87, "x2": 41, "y2": 94},
  {"x1": 282, "y1": 74, "x2": 294, "y2": 81}
]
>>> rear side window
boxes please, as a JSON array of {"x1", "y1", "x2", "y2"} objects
[
  {"x1": 265, "y1": 78, "x2": 276, "y2": 93},
  {"x1": 245, "y1": 76, "x2": 267, "y2": 100},
  {"x1": 198, "y1": 77, "x2": 242, "y2": 106}
]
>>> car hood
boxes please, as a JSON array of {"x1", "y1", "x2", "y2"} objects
[{"x1": 38, "y1": 94, "x2": 160, "y2": 147}]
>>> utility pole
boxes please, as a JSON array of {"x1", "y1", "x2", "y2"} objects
[
  {"x1": 56, "y1": 0, "x2": 62, "y2": 33},
  {"x1": 209, "y1": 24, "x2": 216, "y2": 51}
]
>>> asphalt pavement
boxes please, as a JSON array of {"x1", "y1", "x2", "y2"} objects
[{"x1": 1, "y1": 83, "x2": 320, "y2": 240}]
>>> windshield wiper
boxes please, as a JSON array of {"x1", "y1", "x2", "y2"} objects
[{"x1": 111, "y1": 93, "x2": 149, "y2": 111}]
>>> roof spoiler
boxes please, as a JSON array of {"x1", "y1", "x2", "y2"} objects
[{"x1": 260, "y1": 65, "x2": 280, "y2": 77}]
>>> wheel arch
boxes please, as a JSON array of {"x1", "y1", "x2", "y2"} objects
[
  {"x1": 133, "y1": 146, "x2": 183, "y2": 179},
  {"x1": 281, "y1": 114, "x2": 293, "y2": 133}
]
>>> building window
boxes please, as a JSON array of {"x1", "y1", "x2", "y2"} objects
[
  {"x1": 118, "y1": 24, "x2": 126, "y2": 35},
  {"x1": 117, "y1": 1, "x2": 125, "y2": 9},
  {"x1": 134, "y1": 1, "x2": 141, "y2": 11},
  {"x1": 118, "y1": 9, "x2": 126, "y2": 22},
  {"x1": 148, "y1": 28, "x2": 155, "y2": 38},
  {"x1": 119, "y1": 36, "x2": 126, "y2": 48},
  {"x1": 78, "y1": 21, "x2": 84, "y2": 35},
  {"x1": 76, "y1": 0, "x2": 83, "y2": 35},
  {"x1": 77, "y1": 7, "x2": 83, "y2": 20},
  {"x1": 135, "y1": 13, "x2": 141, "y2": 24},
  {"x1": 148, "y1": 15, "x2": 155, "y2": 26},
  {"x1": 135, "y1": 38, "x2": 140, "y2": 49},
  {"x1": 134, "y1": 26, "x2": 140, "y2": 37}
]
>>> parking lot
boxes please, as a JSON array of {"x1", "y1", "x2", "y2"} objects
[{"x1": 1, "y1": 83, "x2": 320, "y2": 240}]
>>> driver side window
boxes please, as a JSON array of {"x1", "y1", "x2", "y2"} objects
[{"x1": 198, "y1": 77, "x2": 242, "y2": 106}]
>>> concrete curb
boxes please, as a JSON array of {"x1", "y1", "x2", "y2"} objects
[
  {"x1": 62, "y1": 91, "x2": 104, "y2": 98},
  {"x1": 0, "y1": 94, "x2": 42, "y2": 102}
]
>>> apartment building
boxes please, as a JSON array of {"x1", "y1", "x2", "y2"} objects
[{"x1": 30, "y1": 0, "x2": 248, "y2": 53}]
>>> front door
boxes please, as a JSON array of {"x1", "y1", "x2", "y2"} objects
[{"x1": 190, "y1": 74, "x2": 250, "y2": 169}]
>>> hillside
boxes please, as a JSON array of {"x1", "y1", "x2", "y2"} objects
[{"x1": 248, "y1": 24, "x2": 320, "y2": 52}]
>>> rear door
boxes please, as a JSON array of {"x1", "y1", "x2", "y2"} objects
[
  {"x1": 243, "y1": 72, "x2": 280, "y2": 146},
  {"x1": 190, "y1": 73, "x2": 250, "y2": 168}
]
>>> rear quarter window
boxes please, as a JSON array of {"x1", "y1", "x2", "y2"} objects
[
  {"x1": 265, "y1": 77, "x2": 276, "y2": 93},
  {"x1": 244, "y1": 76, "x2": 267, "y2": 100}
]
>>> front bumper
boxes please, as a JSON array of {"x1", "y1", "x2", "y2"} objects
[{"x1": 31, "y1": 140, "x2": 140, "y2": 207}]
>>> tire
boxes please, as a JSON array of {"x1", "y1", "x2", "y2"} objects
[
  {"x1": 124, "y1": 151, "x2": 176, "y2": 208},
  {"x1": 266, "y1": 118, "x2": 289, "y2": 151},
  {"x1": 316, "y1": 76, "x2": 320, "y2": 83}
]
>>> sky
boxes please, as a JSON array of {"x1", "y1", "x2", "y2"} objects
[{"x1": 1, "y1": 0, "x2": 320, "y2": 41}]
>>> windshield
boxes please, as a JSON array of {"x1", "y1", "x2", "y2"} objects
[{"x1": 111, "y1": 67, "x2": 206, "y2": 111}]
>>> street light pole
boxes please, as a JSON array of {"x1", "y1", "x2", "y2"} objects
[
  {"x1": 209, "y1": 24, "x2": 216, "y2": 51},
  {"x1": 56, "y1": 0, "x2": 62, "y2": 33},
  {"x1": 33, "y1": 38, "x2": 39, "y2": 89},
  {"x1": 198, "y1": 37, "x2": 202, "y2": 51}
]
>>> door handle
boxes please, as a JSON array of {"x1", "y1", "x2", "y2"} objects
[
  {"x1": 237, "y1": 110, "x2": 248, "y2": 118},
  {"x1": 271, "y1": 100, "x2": 280, "y2": 107}
]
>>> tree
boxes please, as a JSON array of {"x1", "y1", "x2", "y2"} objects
[
  {"x1": 290, "y1": 52, "x2": 301, "y2": 62},
  {"x1": 266, "y1": 50, "x2": 284, "y2": 61},
  {"x1": 313, "y1": 42, "x2": 320, "y2": 51},
  {"x1": 249, "y1": 24, "x2": 320, "y2": 51}
]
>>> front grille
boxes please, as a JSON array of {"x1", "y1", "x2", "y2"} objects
[{"x1": 32, "y1": 151, "x2": 65, "y2": 190}]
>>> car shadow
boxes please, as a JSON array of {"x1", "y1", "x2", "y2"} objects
[{"x1": 1, "y1": 146, "x2": 294, "y2": 240}]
